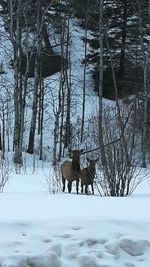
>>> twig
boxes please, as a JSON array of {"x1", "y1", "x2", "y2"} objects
[{"x1": 80, "y1": 102, "x2": 135, "y2": 155}]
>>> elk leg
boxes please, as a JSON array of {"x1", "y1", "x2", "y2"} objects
[
  {"x1": 85, "y1": 185, "x2": 88, "y2": 195},
  {"x1": 91, "y1": 183, "x2": 94, "y2": 195},
  {"x1": 81, "y1": 182, "x2": 84, "y2": 194},
  {"x1": 68, "y1": 181, "x2": 72, "y2": 193},
  {"x1": 76, "y1": 178, "x2": 79, "y2": 194},
  {"x1": 62, "y1": 176, "x2": 66, "y2": 192}
]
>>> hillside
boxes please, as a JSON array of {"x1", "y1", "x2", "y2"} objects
[
  {"x1": 0, "y1": 0, "x2": 149, "y2": 168},
  {"x1": 0, "y1": 1, "x2": 101, "y2": 162}
]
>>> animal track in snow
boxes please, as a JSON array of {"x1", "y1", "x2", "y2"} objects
[
  {"x1": 124, "y1": 262, "x2": 135, "y2": 267},
  {"x1": 72, "y1": 226, "x2": 81, "y2": 231},
  {"x1": 22, "y1": 233, "x2": 27, "y2": 237},
  {"x1": 118, "y1": 237, "x2": 150, "y2": 256},
  {"x1": 42, "y1": 238, "x2": 52, "y2": 243},
  {"x1": 58, "y1": 233, "x2": 71, "y2": 239},
  {"x1": 79, "y1": 238, "x2": 107, "y2": 247},
  {"x1": 14, "y1": 250, "x2": 20, "y2": 254}
]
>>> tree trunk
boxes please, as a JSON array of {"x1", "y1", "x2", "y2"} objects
[
  {"x1": 39, "y1": 79, "x2": 44, "y2": 160},
  {"x1": 64, "y1": 39, "x2": 71, "y2": 151},
  {"x1": 0, "y1": 125, "x2": 2, "y2": 151},
  {"x1": 27, "y1": 0, "x2": 42, "y2": 154},
  {"x1": 2, "y1": 103, "x2": 5, "y2": 159},
  {"x1": 98, "y1": 0, "x2": 107, "y2": 168},
  {"x1": 12, "y1": 0, "x2": 23, "y2": 165},
  {"x1": 137, "y1": 0, "x2": 150, "y2": 167},
  {"x1": 81, "y1": 2, "x2": 88, "y2": 143},
  {"x1": 58, "y1": 19, "x2": 65, "y2": 161},
  {"x1": 8, "y1": 0, "x2": 28, "y2": 165},
  {"x1": 118, "y1": 0, "x2": 128, "y2": 79}
]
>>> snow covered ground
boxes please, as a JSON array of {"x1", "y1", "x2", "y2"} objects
[
  {"x1": 0, "y1": 11, "x2": 150, "y2": 267},
  {"x1": 0, "y1": 164, "x2": 150, "y2": 267}
]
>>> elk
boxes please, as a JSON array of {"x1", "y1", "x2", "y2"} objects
[
  {"x1": 79, "y1": 157, "x2": 99, "y2": 195},
  {"x1": 61, "y1": 149, "x2": 83, "y2": 194}
]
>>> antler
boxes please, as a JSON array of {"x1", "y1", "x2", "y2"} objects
[{"x1": 80, "y1": 136, "x2": 122, "y2": 155}]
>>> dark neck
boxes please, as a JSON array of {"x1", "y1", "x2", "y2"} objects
[
  {"x1": 72, "y1": 159, "x2": 80, "y2": 173},
  {"x1": 88, "y1": 165, "x2": 95, "y2": 175}
]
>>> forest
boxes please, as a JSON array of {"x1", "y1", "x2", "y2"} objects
[{"x1": 0, "y1": 0, "x2": 150, "y2": 196}]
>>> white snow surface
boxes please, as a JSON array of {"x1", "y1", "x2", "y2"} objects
[{"x1": 0, "y1": 165, "x2": 150, "y2": 267}]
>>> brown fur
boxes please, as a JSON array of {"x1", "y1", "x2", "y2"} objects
[
  {"x1": 79, "y1": 158, "x2": 99, "y2": 195},
  {"x1": 61, "y1": 149, "x2": 83, "y2": 194}
]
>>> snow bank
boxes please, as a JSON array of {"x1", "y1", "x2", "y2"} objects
[
  {"x1": 47, "y1": 243, "x2": 62, "y2": 257},
  {"x1": 105, "y1": 240, "x2": 120, "y2": 257},
  {"x1": 118, "y1": 237, "x2": 150, "y2": 256},
  {"x1": 27, "y1": 252, "x2": 61, "y2": 267},
  {"x1": 78, "y1": 254, "x2": 100, "y2": 267},
  {"x1": 1, "y1": 255, "x2": 27, "y2": 267},
  {"x1": 0, "y1": 170, "x2": 150, "y2": 267}
]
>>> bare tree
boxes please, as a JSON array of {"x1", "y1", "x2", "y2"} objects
[
  {"x1": 27, "y1": 0, "x2": 43, "y2": 154},
  {"x1": 8, "y1": 0, "x2": 25, "y2": 165},
  {"x1": 85, "y1": 0, "x2": 144, "y2": 196},
  {"x1": 53, "y1": 11, "x2": 72, "y2": 163},
  {"x1": 4, "y1": 0, "x2": 32, "y2": 165},
  {"x1": 118, "y1": 0, "x2": 128, "y2": 79},
  {"x1": 80, "y1": 1, "x2": 88, "y2": 143},
  {"x1": 0, "y1": 153, "x2": 12, "y2": 192},
  {"x1": 137, "y1": 0, "x2": 150, "y2": 167},
  {"x1": 63, "y1": 16, "x2": 72, "y2": 153},
  {"x1": 0, "y1": 98, "x2": 6, "y2": 159},
  {"x1": 90, "y1": 101, "x2": 144, "y2": 196},
  {"x1": 98, "y1": 0, "x2": 107, "y2": 169}
]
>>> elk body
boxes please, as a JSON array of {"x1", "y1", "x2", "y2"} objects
[
  {"x1": 61, "y1": 149, "x2": 83, "y2": 194},
  {"x1": 80, "y1": 158, "x2": 99, "y2": 195}
]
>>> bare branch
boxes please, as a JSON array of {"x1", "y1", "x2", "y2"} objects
[{"x1": 80, "y1": 100, "x2": 135, "y2": 155}]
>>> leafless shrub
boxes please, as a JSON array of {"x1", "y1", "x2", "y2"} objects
[
  {"x1": 88, "y1": 100, "x2": 148, "y2": 196},
  {"x1": 45, "y1": 163, "x2": 61, "y2": 194},
  {"x1": 0, "y1": 154, "x2": 12, "y2": 192}
]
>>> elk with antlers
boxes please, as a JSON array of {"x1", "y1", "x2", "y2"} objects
[{"x1": 61, "y1": 149, "x2": 83, "y2": 194}]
